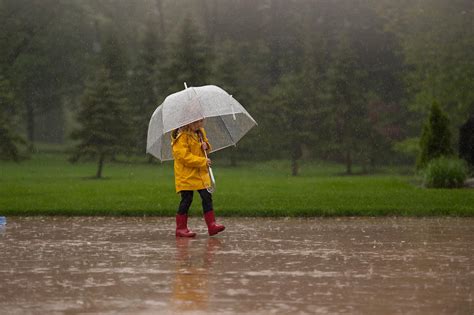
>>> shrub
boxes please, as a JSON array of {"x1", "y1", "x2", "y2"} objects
[
  {"x1": 459, "y1": 116, "x2": 474, "y2": 169},
  {"x1": 423, "y1": 157, "x2": 468, "y2": 188},
  {"x1": 417, "y1": 102, "x2": 453, "y2": 169}
]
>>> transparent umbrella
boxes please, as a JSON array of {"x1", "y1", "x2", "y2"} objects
[{"x1": 146, "y1": 84, "x2": 257, "y2": 191}]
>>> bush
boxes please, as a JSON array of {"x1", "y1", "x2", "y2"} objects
[
  {"x1": 459, "y1": 116, "x2": 474, "y2": 169},
  {"x1": 417, "y1": 102, "x2": 453, "y2": 169},
  {"x1": 423, "y1": 157, "x2": 468, "y2": 188}
]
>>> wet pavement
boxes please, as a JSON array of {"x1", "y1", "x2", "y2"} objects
[{"x1": 0, "y1": 217, "x2": 473, "y2": 314}]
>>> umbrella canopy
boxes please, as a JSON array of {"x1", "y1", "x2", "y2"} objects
[{"x1": 147, "y1": 85, "x2": 257, "y2": 161}]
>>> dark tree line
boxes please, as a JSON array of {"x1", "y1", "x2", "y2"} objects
[{"x1": 1, "y1": 0, "x2": 473, "y2": 176}]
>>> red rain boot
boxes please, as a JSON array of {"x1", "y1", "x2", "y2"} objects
[
  {"x1": 204, "y1": 210, "x2": 225, "y2": 236},
  {"x1": 175, "y1": 214, "x2": 196, "y2": 237}
]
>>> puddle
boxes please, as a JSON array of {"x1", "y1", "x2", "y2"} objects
[{"x1": 0, "y1": 217, "x2": 472, "y2": 314}]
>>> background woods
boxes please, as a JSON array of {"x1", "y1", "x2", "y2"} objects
[{"x1": 1, "y1": 0, "x2": 473, "y2": 175}]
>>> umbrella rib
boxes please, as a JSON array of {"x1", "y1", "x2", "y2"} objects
[
  {"x1": 194, "y1": 88, "x2": 206, "y2": 121},
  {"x1": 219, "y1": 115, "x2": 236, "y2": 146}
]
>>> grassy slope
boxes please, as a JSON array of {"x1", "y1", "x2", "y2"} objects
[{"x1": 1, "y1": 154, "x2": 473, "y2": 216}]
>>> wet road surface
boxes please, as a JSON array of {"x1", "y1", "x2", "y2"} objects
[{"x1": 0, "y1": 217, "x2": 473, "y2": 314}]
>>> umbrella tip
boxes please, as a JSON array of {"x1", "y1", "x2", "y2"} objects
[{"x1": 184, "y1": 82, "x2": 188, "y2": 89}]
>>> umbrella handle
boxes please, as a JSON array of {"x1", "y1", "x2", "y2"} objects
[
  {"x1": 199, "y1": 133, "x2": 216, "y2": 193},
  {"x1": 207, "y1": 166, "x2": 216, "y2": 194}
]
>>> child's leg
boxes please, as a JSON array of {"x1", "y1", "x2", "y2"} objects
[
  {"x1": 178, "y1": 191, "x2": 193, "y2": 215},
  {"x1": 197, "y1": 189, "x2": 213, "y2": 213},
  {"x1": 176, "y1": 191, "x2": 195, "y2": 237},
  {"x1": 198, "y1": 189, "x2": 225, "y2": 236}
]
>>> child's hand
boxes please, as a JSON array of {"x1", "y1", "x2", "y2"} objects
[
  {"x1": 201, "y1": 142, "x2": 208, "y2": 150},
  {"x1": 206, "y1": 158, "x2": 212, "y2": 167}
]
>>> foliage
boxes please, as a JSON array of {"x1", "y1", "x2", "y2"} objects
[
  {"x1": 1, "y1": 1, "x2": 93, "y2": 145},
  {"x1": 417, "y1": 102, "x2": 453, "y2": 168},
  {"x1": 398, "y1": 0, "x2": 474, "y2": 126},
  {"x1": 459, "y1": 116, "x2": 474, "y2": 168},
  {"x1": 100, "y1": 27, "x2": 130, "y2": 84},
  {"x1": 0, "y1": 74, "x2": 25, "y2": 161},
  {"x1": 267, "y1": 73, "x2": 313, "y2": 176},
  {"x1": 393, "y1": 137, "x2": 420, "y2": 162},
  {"x1": 69, "y1": 68, "x2": 130, "y2": 178},
  {"x1": 129, "y1": 18, "x2": 163, "y2": 156},
  {"x1": 321, "y1": 34, "x2": 370, "y2": 174},
  {"x1": 161, "y1": 16, "x2": 210, "y2": 94},
  {"x1": 210, "y1": 40, "x2": 262, "y2": 166},
  {"x1": 1, "y1": 0, "x2": 472, "y2": 175},
  {"x1": 423, "y1": 156, "x2": 468, "y2": 188}
]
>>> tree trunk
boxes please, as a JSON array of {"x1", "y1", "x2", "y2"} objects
[
  {"x1": 345, "y1": 150, "x2": 352, "y2": 175},
  {"x1": 96, "y1": 154, "x2": 105, "y2": 178},
  {"x1": 230, "y1": 152, "x2": 237, "y2": 167},
  {"x1": 370, "y1": 156, "x2": 376, "y2": 172},
  {"x1": 291, "y1": 142, "x2": 302, "y2": 176},
  {"x1": 26, "y1": 101, "x2": 35, "y2": 153},
  {"x1": 362, "y1": 158, "x2": 368, "y2": 174},
  {"x1": 291, "y1": 157, "x2": 299, "y2": 176}
]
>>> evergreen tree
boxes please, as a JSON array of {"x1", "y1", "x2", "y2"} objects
[
  {"x1": 99, "y1": 27, "x2": 133, "y2": 157},
  {"x1": 262, "y1": 0, "x2": 303, "y2": 86},
  {"x1": 69, "y1": 68, "x2": 130, "y2": 178},
  {"x1": 417, "y1": 102, "x2": 453, "y2": 169},
  {"x1": 268, "y1": 72, "x2": 313, "y2": 176},
  {"x1": 129, "y1": 18, "x2": 163, "y2": 156},
  {"x1": 459, "y1": 116, "x2": 474, "y2": 169},
  {"x1": 2, "y1": 1, "x2": 93, "y2": 148},
  {"x1": 162, "y1": 16, "x2": 210, "y2": 94},
  {"x1": 0, "y1": 75, "x2": 24, "y2": 161},
  {"x1": 322, "y1": 36, "x2": 370, "y2": 174},
  {"x1": 211, "y1": 40, "x2": 262, "y2": 166},
  {"x1": 380, "y1": 0, "x2": 474, "y2": 127},
  {"x1": 298, "y1": 5, "x2": 330, "y2": 163},
  {"x1": 101, "y1": 28, "x2": 129, "y2": 84}
]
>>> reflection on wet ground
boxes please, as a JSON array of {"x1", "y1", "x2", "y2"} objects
[{"x1": 0, "y1": 217, "x2": 472, "y2": 314}]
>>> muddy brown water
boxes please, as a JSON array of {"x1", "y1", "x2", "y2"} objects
[{"x1": 0, "y1": 217, "x2": 472, "y2": 314}]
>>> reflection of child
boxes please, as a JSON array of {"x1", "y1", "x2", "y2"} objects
[
  {"x1": 172, "y1": 237, "x2": 222, "y2": 312},
  {"x1": 171, "y1": 119, "x2": 225, "y2": 237}
]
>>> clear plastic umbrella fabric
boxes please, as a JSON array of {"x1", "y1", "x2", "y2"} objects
[{"x1": 147, "y1": 85, "x2": 257, "y2": 161}]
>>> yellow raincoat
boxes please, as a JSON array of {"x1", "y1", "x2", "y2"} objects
[{"x1": 172, "y1": 128, "x2": 212, "y2": 193}]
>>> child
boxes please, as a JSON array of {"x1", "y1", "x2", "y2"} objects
[{"x1": 171, "y1": 119, "x2": 225, "y2": 237}]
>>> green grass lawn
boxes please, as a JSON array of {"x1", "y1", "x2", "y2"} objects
[{"x1": 1, "y1": 154, "x2": 473, "y2": 216}]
